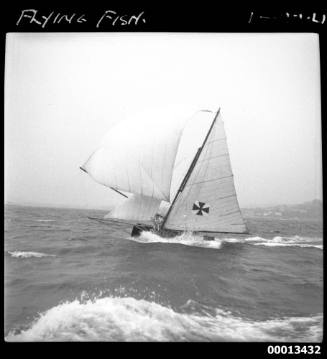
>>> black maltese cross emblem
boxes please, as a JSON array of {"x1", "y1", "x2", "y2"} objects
[{"x1": 192, "y1": 201, "x2": 210, "y2": 216}]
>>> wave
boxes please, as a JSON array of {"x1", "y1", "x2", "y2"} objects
[
  {"x1": 249, "y1": 236, "x2": 322, "y2": 250},
  {"x1": 6, "y1": 296, "x2": 322, "y2": 342},
  {"x1": 128, "y1": 232, "x2": 322, "y2": 250},
  {"x1": 8, "y1": 251, "x2": 56, "y2": 258},
  {"x1": 35, "y1": 219, "x2": 55, "y2": 222},
  {"x1": 253, "y1": 242, "x2": 322, "y2": 249}
]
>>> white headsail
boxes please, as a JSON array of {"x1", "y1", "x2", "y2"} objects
[
  {"x1": 163, "y1": 110, "x2": 248, "y2": 233},
  {"x1": 104, "y1": 193, "x2": 161, "y2": 224},
  {"x1": 82, "y1": 114, "x2": 185, "y2": 202}
]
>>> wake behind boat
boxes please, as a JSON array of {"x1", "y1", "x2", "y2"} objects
[{"x1": 80, "y1": 108, "x2": 248, "y2": 240}]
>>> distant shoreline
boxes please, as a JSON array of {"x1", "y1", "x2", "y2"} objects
[
  {"x1": 5, "y1": 200, "x2": 322, "y2": 222},
  {"x1": 4, "y1": 202, "x2": 108, "y2": 212}
]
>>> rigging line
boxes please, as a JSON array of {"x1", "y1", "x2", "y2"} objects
[
  {"x1": 109, "y1": 187, "x2": 129, "y2": 198},
  {"x1": 80, "y1": 166, "x2": 128, "y2": 199}
]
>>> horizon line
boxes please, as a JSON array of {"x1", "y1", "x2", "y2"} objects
[{"x1": 4, "y1": 198, "x2": 323, "y2": 211}]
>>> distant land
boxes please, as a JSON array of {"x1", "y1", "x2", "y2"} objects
[
  {"x1": 5, "y1": 199, "x2": 323, "y2": 221},
  {"x1": 242, "y1": 199, "x2": 323, "y2": 221},
  {"x1": 4, "y1": 201, "x2": 108, "y2": 211}
]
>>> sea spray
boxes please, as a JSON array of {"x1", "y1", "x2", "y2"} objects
[
  {"x1": 6, "y1": 295, "x2": 323, "y2": 342},
  {"x1": 132, "y1": 231, "x2": 223, "y2": 249},
  {"x1": 127, "y1": 232, "x2": 323, "y2": 250}
]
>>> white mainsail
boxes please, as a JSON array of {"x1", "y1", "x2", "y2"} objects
[
  {"x1": 104, "y1": 193, "x2": 161, "y2": 224},
  {"x1": 82, "y1": 116, "x2": 184, "y2": 202},
  {"x1": 163, "y1": 110, "x2": 248, "y2": 233}
]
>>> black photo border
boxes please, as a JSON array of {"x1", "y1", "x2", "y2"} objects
[{"x1": 0, "y1": 3, "x2": 325, "y2": 357}]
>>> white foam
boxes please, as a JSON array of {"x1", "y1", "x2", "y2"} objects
[
  {"x1": 36, "y1": 219, "x2": 55, "y2": 222},
  {"x1": 251, "y1": 236, "x2": 323, "y2": 250},
  {"x1": 133, "y1": 231, "x2": 223, "y2": 249},
  {"x1": 128, "y1": 232, "x2": 322, "y2": 250},
  {"x1": 253, "y1": 242, "x2": 322, "y2": 249},
  {"x1": 8, "y1": 251, "x2": 56, "y2": 258},
  {"x1": 6, "y1": 296, "x2": 322, "y2": 342}
]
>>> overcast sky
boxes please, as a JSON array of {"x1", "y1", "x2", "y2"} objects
[{"x1": 5, "y1": 33, "x2": 322, "y2": 209}]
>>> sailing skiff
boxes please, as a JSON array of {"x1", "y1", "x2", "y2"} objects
[{"x1": 80, "y1": 108, "x2": 248, "y2": 240}]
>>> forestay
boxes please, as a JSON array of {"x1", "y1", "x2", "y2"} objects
[
  {"x1": 163, "y1": 111, "x2": 248, "y2": 233},
  {"x1": 81, "y1": 116, "x2": 184, "y2": 202}
]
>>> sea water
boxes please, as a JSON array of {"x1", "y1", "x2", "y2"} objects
[{"x1": 4, "y1": 204, "x2": 323, "y2": 342}]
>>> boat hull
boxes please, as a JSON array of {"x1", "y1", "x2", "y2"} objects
[
  {"x1": 131, "y1": 224, "x2": 153, "y2": 237},
  {"x1": 89, "y1": 218, "x2": 249, "y2": 240}
]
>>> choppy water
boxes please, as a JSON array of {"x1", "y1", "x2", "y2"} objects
[{"x1": 4, "y1": 204, "x2": 323, "y2": 342}]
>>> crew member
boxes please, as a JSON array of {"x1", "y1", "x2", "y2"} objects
[{"x1": 153, "y1": 213, "x2": 164, "y2": 232}]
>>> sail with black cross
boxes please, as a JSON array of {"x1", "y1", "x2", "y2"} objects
[{"x1": 162, "y1": 109, "x2": 248, "y2": 235}]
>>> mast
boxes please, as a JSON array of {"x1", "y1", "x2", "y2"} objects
[{"x1": 161, "y1": 108, "x2": 221, "y2": 229}]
